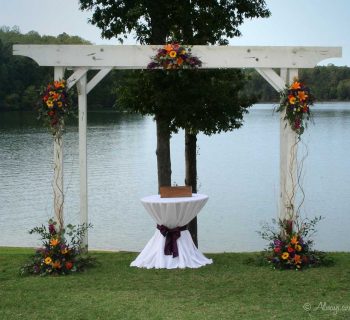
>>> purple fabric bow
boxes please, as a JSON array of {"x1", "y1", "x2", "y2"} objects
[{"x1": 157, "y1": 224, "x2": 187, "y2": 258}]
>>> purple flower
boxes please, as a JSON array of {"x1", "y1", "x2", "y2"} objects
[
  {"x1": 49, "y1": 224, "x2": 56, "y2": 235},
  {"x1": 274, "y1": 239, "x2": 283, "y2": 247},
  {"x1": 33, "y1": 265, "x2": 40, "y2": 274}
]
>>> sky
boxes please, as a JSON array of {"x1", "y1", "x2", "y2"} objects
[{"x1": 0, "y1": 0, "x2": 349, "y2": 66}]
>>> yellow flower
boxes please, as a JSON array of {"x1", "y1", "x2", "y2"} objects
[
  {"x1": 50, "y1": 238, "x2": 60, "y2": 246},
  {"x1": 57, "y1": 101, "x2": 63, "y2": 108},
  {"x1": 46, "y1": 100, "x2": 54, "y2": 108},
  {"x1": 61, "y1": 248, "x2": 69, "y2": 254},
  {"x1": 44, "y1": 257, "x2": 52, "y2": 265},
  {"x1": 281, "y1": 252, "x2": 289, "y2": 260},
  {"x1": 296, "y1": 245, "x2": 302, "y2": 252},
  {"x1": 169, "y1": 50, "x2": 177, "y2": 58}
]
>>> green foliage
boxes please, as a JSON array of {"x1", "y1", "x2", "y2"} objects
[
  {"x1": 79, "y1": 0, "x2": 271, "y2": 143},
  {"x1": 243, "y1": 67, "x2": 350, "y2": 102},
  {"x1": 79, "y1": 0, "x2": 270, "y2": 44},
  {"x1": 0, "y1": 26, "x2": 115, "y2": 111},
  {"x1": 116, "y1": 69, "x2": 255, "y2": 135}
]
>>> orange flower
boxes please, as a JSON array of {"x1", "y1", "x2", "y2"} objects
[
  {"x1": 290, "y1": 81, "x2": 301, "y2": 90},
  {"x1": 54, "y1": 80, "x2": 65, "y2": 88},
  {"x1": 169, "y1": 50, "x2": 177, "y2": 58},
  {"x1": 298, "y1": 91, "x2": 308, "y2": 101},
  {"x1": 52, "y1": 93, "x2": 60, "y2": 100},
  {"x1": 294, "y1": 254, "x2": 302, "y2": 264},
  {"x1": 177, "y1": 57, "x2": 184, "y2": 65},
  {"x1": 290, "y1": 236, "x2": 298, "y2": 245},
  {"x1": 164, "y1": 44, "x2": 173, "y2": 52},
  {"x1": 288, "y1": 96, "x2": 296, "y2": 105},
  {"x1": 52, "y1": 261, "x2": 61, "y2": 269},
  {"x1": 50, "y1": 238, "x2": 60, "y2": 246}
]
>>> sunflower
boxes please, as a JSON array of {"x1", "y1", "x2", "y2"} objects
[
  {"x1": 46, "y1": 100, "x2": 54, "y2": 108},
  {"x1": 169, "y1": 50, "x2": 177, "y2": 58},
  {"x1": 44, "y1": 257, "x2": 52, "y2": 265},
  {"x1": 281, "y1": 252, "x2": 289, "y2": 260}
]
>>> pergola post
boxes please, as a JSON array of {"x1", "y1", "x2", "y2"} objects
[
  {"x1": 53, "y1": 66, "x2": 65, "y2": 229},
  {"x1": 279, "y1": 68, "x2": 299, "y2": 220},
  {"x1": 77, "y1": 73, "x2": 88, "y2": 249}
]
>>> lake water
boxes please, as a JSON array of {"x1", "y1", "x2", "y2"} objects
[{"x1": 0, "y1": 103, "x2": 349, "y2": 252}]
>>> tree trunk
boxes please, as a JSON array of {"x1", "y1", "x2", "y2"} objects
[
  {"x1": 185, "y1": 129, "x2": 198, "y2": 247},
  {"x1": 156, "y1": 115, "x2": 172, "y2": 189}
]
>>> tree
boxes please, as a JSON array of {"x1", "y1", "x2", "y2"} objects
[{"x1": 80, "y1": 0, "x2": 270, "y2": 245}]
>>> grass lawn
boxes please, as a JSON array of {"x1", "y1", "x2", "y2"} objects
[{"x1": 1, "y1": 248, "x2": 350, "y2": 320}]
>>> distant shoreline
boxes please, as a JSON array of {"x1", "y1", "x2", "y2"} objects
[{"x1": 1, "y1": 101, "x2": 350, "y2": 113}]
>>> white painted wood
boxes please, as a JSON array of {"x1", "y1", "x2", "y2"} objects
[
  {"x1": 53, "y1": 67, "x2": 65, "y2": 229},
  {"x1": 255, "y1": 68, "x2": 286, "y2": 91},
  {"x1": 87, "y1": 68, "x2": 112, "y2": 94},
  {"x1": 13, "y1": 45, "x2": 342, "y2": 69},
  {"x1": 279, "y1": 68, "x2": 299, "y2": 221},
  {"x1": 77, "y1": 74, "x2": 88, "y2": 249},
  {"x1": 66, "y1": 68, "x2": 88, "y2": 90}
]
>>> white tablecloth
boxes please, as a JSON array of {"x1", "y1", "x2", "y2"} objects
[{"x1": 130, "y1": 194, "x2": 213, "y2": 269}]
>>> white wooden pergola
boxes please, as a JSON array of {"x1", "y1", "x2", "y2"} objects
[{"x1": 13, "y1": 45, "x2": 341, "y2": 248}]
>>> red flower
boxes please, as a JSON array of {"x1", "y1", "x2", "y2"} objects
[
  {"x1": 274, "y1": 247, "x2": 281, "y2": 253},
  {"x1": 65, "y1": 261, "x2": 73, "y2": 270},
  {"x1": 287, "y1": 246, "x2": 295, "y2": 253}
]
